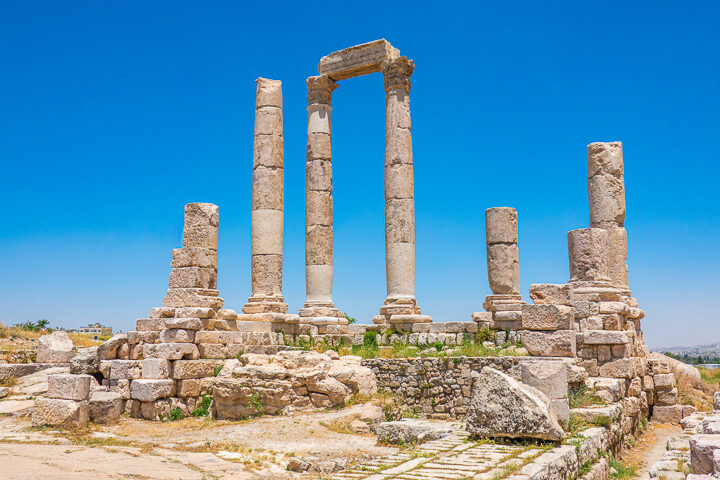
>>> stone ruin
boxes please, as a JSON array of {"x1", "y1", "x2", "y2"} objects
[{"x1": 23, "y1": 40, "x2": 688, "y2": 454}]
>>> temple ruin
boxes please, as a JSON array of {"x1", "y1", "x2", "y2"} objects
[{"x1": 13, "y1": 38, "x2": 703, "y2": 480}]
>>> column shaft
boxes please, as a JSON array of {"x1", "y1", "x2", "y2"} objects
[{"x1": 243, "y1": 78, "x2": 287, "y2": 315}]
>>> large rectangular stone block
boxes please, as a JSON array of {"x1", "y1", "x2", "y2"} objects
[
  {"x1": 184, "y1": 203, "x2": 218, "y2": 228},
  {"x1": 32, "y1": 398, "x2": 89, "y2": 428},
  {"x1": 172, "y1": 360, "x2": 223, "y2": 379},
  {"x1": 130, "y1": 379, "x2": 174, "y2": 402},
  {"x1": 160, "y1": 329, "x2": 195, "y2": 343},
  {"x1": 520, "y1": 330, "x2": 576, "y2": 357},
  {"x1": 136, "y1": 318, "x2": 164, "y2": 332},
  {"x1": 162, "y1": 288, "x2": 223, "y2": 309},
  {"x1": 318, "y1": 39, "x2": 400, "y2": 81},
  {"x1": 529, "y1": 284, "x2": 572, "y2": 306},
  {"x1": 47, "y1": 374, "x2": 93, "y2": 401},
  {"x1": 143, "y1": 343, "x2": 199, "y2": 360},
  {"x1": 521, "y1": 305, "x2": 573, "y2": 331},
  {"x1": 141, "y1": 359, "x2": 170, "y2": 379},
  {"x1": 183, "y1": 226, "x2": 218, "y2": 250},
  {"x1": 580, "y1": 330, "x2": 629, "y2": 345},
  {"x1": 164, "y1": 317, "x2": 203, "y2": 330},
  {"x1": 597, "y1": 358, "x2": 635, "y2": 379}
]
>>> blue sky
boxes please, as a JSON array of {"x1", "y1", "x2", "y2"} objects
[{"x1": 1, "y1": 1, "x2": 718, "y2": 348}]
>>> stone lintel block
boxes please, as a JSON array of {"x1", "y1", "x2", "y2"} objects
[
  {"x1": 306, "y1": 224, "x2": 333, "y2": 265},
  {"x1": 252, "y1": 166, "x2": 284, "y2": 211},
  {"x1": 171, "y1": 247, "x2": 217, "y2": 269},
  {"x1": 149, "y1": 307, "x2": 176, "y2": 319},
  {"x1": 163, "y1": 288, "x2": 223, "y2": 309},
  {"x1": 487, "y1": 243, "x2": 519, "y2": 295},
  {"x1": 521, "y1": 304, "x2": 573, "y2": 331},
  {"x1": 135, "y1": 318, "x2": 164, "y2": 332},
  {"x1": 529, "y1": 284, "x2": 572, "y2": 306},
  {"x1": 589, "y1": 174, "x2": 625, "y2": 227},
  {"x1": 587, "y1": 141, "x2": 623, "y2": 178},
  {"x1": 195, "y1": 331, "x2": 235, "y2": 344},
  {"x1": 318, "y1": 39, "x2": 400, "y2": 81},
  {"x1": 143, "y1": 343, "x2": 199, "y2": 361},
  {"x1": 471, "y1": 311, "x2": 492, "y2": 325},
  {"x1": 385, "y1": 198, "x2": 415, "y2": 243},
  {"x1": 164, "y1": 317, "x2": 203, "y2": 330},
  {"x1": 141, "y1": 359, "x2": 171, "y2": 379},
  {"x1": 254, "y1": 107, "x2": 282, "y2": 136},
  {"x1": 168, "y1": 266, "x2": 216, "y2": 289},
  {"x1": 184, "y1": 203, "x2": 218, "y2": 229},
  {"x1": 579, "y1": 330, "x2": 629, "y2": 345},
  {"x1": 47, "y1": 374, "x2": 93, "y2": 401},
  {"x1": 254, "y1": 132, "x2": 283, "y2": 169},
  {"x1": 172, "y1": 359, "x2": 223, "y2": 379},
  {"x1": 385, "y1": 127, "x2": 412, "y2": 166},
  {"x1": 568, "y1": 228, "x2": 611, "y2": 283},
  {"x1": 307, "y1": 132, "x2": 331, "y2": 161},
  {"x1": 597, "y1": 358, "x2": 635, "y2": 379},
  {"x1": 306, "y1": 159, "x2": 332, "y2": 192},
  {"x1": 255, "y1": 77, "x2": 282, "y2": 108},
  {"x1": 385, "y1": 163, "x2": 414, "y2": 200},
  {"x1": 306, "y1": 190, "x2": 333, "y2": 226},
  {"x1": 32, "y1": 398, "x2": 89, "y2": 428},
  {"x1": 183, "y1": 225, "x2": 218, "y2": 251},
  {"x1": 130, "y1": 379, "x2": 174, "y2": 402},
  {"x1": 160, "y1": 329, "x2": 195, "y2": 343},
  {"x1": 485, "y1": 207, "x2": 518, "y2": 245},
  {"x1": 520, "y1": 330, "x2": 576, "y2": 357}
]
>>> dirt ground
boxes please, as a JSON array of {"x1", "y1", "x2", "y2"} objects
[
  {"x1": 0, "y1": 401, "x2": 395, "y2": 480},
  {"x1": 620, "y1": 421, "x2": 682, "y2": 480}
]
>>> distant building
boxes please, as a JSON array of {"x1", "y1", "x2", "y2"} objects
[{"x1": 77, "y1": 323, "x2": 113, "y2": 337}]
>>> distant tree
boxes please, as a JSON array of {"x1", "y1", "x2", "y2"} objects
[{"x1": 36, "y1": 319, "x2": 50, "y2": 330}]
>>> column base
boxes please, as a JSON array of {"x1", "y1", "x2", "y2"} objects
[
  {"x1": 481, "y1": 294, "x2": 525, "y2": 330},
  {"x1": 242, "y1": 295, "x2": 289, "y2": 315},
  {"x1": 374, "y1": 297, "x2": 431, "y2": 326},
  {"x1": 482, "y1": 294, "x2": 525, "y2": 312},
  {"x1": 298, "y1": 303, "x2": 348, "y2": 333},
  {"x1": 569, "y1": 281, "x2": 623, "y2": 302},
  {"x1": 236, "y1": 312, "x2": 299, "y2": 323}
]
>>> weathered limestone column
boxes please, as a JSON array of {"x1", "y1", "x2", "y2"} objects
[
  {"x1": 473, "y1": 207, "x2": 524, "y2": 328},
  {"x1": 567, "y1": 228, "x2": 612, "y2": 284},
  {"x1": 373, "y1": 56, "x2": 431, "y2": 327},
  {"x1": 299, "y1": 75, "x2": 346, "y2": 328},
  {"x1": 163, "y1": 203, "x2": 223, "y2": 310},
  {"x1": 241, "y1": 78, "x2": 289, "y2": 320},
  {"x1": 587, "y1": 141, "x2": 629, "y2": 291}
]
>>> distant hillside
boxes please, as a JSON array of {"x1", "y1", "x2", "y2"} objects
[{"x1": 652, "y1": 342, "x2": 720, "y2": 364}]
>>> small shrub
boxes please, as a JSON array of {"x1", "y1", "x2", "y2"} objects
[
  {"x1": 474, "y1": 327, "x2": 495, "y2": 343},
  {"x1": 213, "y1": 364, "x2": 223, "y2": 377},
  {"x1": 569, "y1": 385, "x2": 606, "y2": 409},
  {"x1": 192, "y1": 394, "x2": 212, "y2": 417},
  {"x1": 345, "y1": 314, "x2": 357, "y2": 325},
  {"x1": 363, "y1": 331, "x2": 379, "y2": 348},
  {"x1": 169, "y1": 407, "x2": 185, "y2": 421},
  {"x1": 432, "y1": 341, "x2": 444, "y2": 352},
  {"x1": 250, "y1": 393, "x2": 264, "y2": 414},
  {"x1": 592, "y1": 415, "x2": 612, "y2": 428},
  {"x1": 234, "y1": 349, "x2": 245, "y2": 360},
  {"x1": 609, "y1": 457, "x2": 639, "y2": 479}
]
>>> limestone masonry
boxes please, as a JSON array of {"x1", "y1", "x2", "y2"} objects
[{"x1": 21, "y1": 41, "x2": 690, "y2": 477}]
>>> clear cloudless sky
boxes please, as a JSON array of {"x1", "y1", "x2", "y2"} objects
[{"x1": 1, "y1": 1, "x2": 718, "y2": 348}]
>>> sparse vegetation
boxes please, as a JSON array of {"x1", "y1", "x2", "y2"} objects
[
  {"x1": 0, "y1": 377, "x2": 18, "y2": 388},
  {"x1": 609, "y1": 456, "x2": 639, "y2": 479},
  {"x1": 569, "y1": 385, "x2": 606, "y2": 409},
  {"x1": 192, "y1": 394, "x2": 212, "y2": 417},
  {"x1": 169, "y1": 407, "x2": 185, "y2": 421}
]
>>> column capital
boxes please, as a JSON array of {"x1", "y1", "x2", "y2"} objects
[
  {"x1": 307, "y1": 75, "x2": 338, "y2": 105},
  {"x1": 382, "y1": 56, "x2": 414, "y2": 94}
]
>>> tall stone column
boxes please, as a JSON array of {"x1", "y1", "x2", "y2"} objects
[
  {"x1": 300, "y1": 75, "x2": 346, "y2": 328},
  {"x1": 587, "y1": 141, "x2": 629, "y2": 292},
  {"x1": 474, "y1": 207, "x2": 524, "y2": 328},
  {"x1": 241, "y1": 78, "x2": 289, "y2": 320},
  {"x1": 373, "y1": 56, "x2": 431, "y2": 327}
]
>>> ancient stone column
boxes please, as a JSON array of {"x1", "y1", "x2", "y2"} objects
[
  {"x1": 474, "y1": 207, "x2": 523, "y2": 328},
  {"x1": 300, "y1": 75, "x2": 346, "y2": 326},
  {"x1": 587, "y1": 141, "x2": 629, "y2": 291},
  {"x1": 242, "y1": 78, "x2": 289, "y2": 319},
  {"x1": 485, "y1": 207, "x2": 520, "y2": 296},
  {"x1": 567, "y1": 228, "x2": 612, "y2": 284},
  {"x1": 373, "y1": 56, "x2": 431, "y2": 326},
  {"x1": 163, "y1": 203, "x2": 223, "y2": 310}
]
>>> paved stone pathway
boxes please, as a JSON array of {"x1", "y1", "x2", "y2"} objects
[{"x1": 331, "y1": 429, "x2": 547, "y2": 480}]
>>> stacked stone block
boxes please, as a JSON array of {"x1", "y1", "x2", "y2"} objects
[
  {"x1": 32, "y1": 374, "x2": 92, "y2": 428},
  {"x1": 472, "y1": 207, "x2": 525, "y2": 330},
  {"x1": 241, "y1": 78, "x2": 295, "y2": 322}
]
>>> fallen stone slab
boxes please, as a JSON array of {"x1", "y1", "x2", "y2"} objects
[
  {"x1": 466, "y1": 367, "x2": 564, "y2": 441},
  {"x1": 376, "y1": 419, "x2": 453, "y2": 445},
  {"x1": 0, "y1": 398, "x2": 35, "y2": 415},
  {"x1": 571, "y1": 404, "x2": 621, "y2": 424},
  {"x1": 0, "y1": 363, "x2": 68, "y2": 381},
  {"x1": 690, "y1": 434, "x2": 720, "y2": 474}
]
